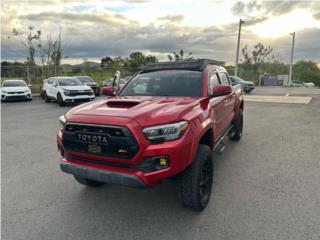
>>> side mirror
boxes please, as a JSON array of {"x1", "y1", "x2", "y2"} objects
[
  {"x1": 113, "y1": 70, "x2": 121, "y2": 90},
  {"x1": 102, "y1": 86, "x2": 115, "y2": 96},
  {"x1": 212, "y1": 85, "x2": 232, "y2": 97}
]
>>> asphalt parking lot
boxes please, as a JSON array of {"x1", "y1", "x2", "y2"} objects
[{"x1": 2, "y1": 92, "x2": 320, "y2": 240}]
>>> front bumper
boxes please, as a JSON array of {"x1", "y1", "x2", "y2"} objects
[
  {"x1": 1, "y1": 93, "x2": 32, "y2": 101},
  {"x1": 57, "y1": 121, "x2": 194, "y2": 187},
  {"x1": 63, "y1": 94, "x2": 95, "y2": 102},
  {"x1": 88, "y1": 86, "x2": 100, "y2": 95},
  {"x1": 60, "y1": 161, "x2": 146, "y2": 187}
]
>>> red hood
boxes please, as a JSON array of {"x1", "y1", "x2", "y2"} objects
[{"x1": 66, "y1": 96, "x2": 203, "y2": 126}]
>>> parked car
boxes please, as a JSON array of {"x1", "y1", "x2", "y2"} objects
[
  {"x1": 230, "y1": 76, "x2": 255, "y2": 93},
  {"x1": 102, "y1": 78, "x2": 113, "y2": 87},
  {"x1": 74, "y1": 76, "x2": 100, "y2": 96},
  {"x1": 303, "y1": 82, "x2": 316, "y2": 88},
  {"x1": 43, "y1": 77, "x2": 94, "y2": 106},
  {"x1": 102, "y1": 78, "x2": 127, "y2": 95},
  {"x1": 57, "y1": 59, "x2": 244, "y2": 211},
  {"x1": 1, "y1": 80, "x2": 32, "y2": 102},
  {"x1": 39, "y1": 79, "x2": 48, "y2": 98},
  {"x1": 290, "y1": 80, "x2": 316, "y2": 87}
]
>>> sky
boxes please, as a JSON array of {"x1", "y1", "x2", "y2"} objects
[{"x1": 1, "y1": 0, "x2": 320, "y2": 65}]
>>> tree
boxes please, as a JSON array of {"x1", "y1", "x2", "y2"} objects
[
  {"x1": 128, "y1": 52, "x2": 146, "y2": 69},
  {"x1": 145, "y1": 55, "x2": 158, "y2": 64},
  {"x1": 168, "y1": 49, "x2": 193, "y2": 61},
  {"x1": 11, "y1": 26, "x2": 63, "y2": 66},
  {"x1": 11, "y1": 26, "x2": 41, "y2": 65},
  {"x1": 37, "y1": 29, "x2": 63, "y2": 66},
  {"x1": 127, "y1": 52, "x2": 158, "y2": 70},
  {"x1": 241, "y1": 42, "x2": 273, "y2": 71},
  {"x1": 101, "y1": 56, "x2": 113, "y2": 68},
  {"x1": 293, "y1": 61, "x2": 320, "y2": 86}
]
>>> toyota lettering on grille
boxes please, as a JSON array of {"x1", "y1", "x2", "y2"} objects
[{"x1": 76, "y1": 133, "x2": 108, "y2": 145}]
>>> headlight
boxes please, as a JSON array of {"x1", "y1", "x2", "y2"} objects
[
  {"x1": 143, "y1": 121, "x2": 188, "y2": 142},
  {"x1": 63, "y1": 89, "x2": 71, "y2": 96},
  {"x1": 58, "y1": 115, "x2": 66, "y2": 128},
  {"x1": 1, "y1": 90, "x2": 7, "y2": 93},
  {"x1": 25, "y1": 90, "x2": 30, "y2": 93}
]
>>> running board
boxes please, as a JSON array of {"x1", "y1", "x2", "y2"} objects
[{"x1": 213, "y1": 125, "x2": 234, "y2": 154}]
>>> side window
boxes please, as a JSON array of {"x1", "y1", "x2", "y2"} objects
[
  {"x1": 219, "y1": 72, "x2": 230, "y2": 85},
  {"x1": 47, "y1": 78, "x2": 52, "y2": 85},
  {"x1": 208, "y1": 73, "x2": 220, "y2": 95}
]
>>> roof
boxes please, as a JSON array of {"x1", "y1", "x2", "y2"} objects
[{"x1": 140, "y1": 59, "x2": 225, "y2": 73}]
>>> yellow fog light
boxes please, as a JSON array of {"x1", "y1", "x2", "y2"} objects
[
  {"x1": 159, "y1": 157, "x2": 168, "y2": 167},
  {"x1": 153, "y1": 156, "x2": 169, "y2": 170}
]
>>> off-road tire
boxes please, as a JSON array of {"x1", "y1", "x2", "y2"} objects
[
  {"x1": 57, "y1": 93, "x2": 66, "y2": 106},
  {"x1": 73, "y1": 175, "x2": 105, "y2": 187},
  {"x1": 230, "y1": 109, "x2": 243, "y2": 141},
  {"x1": 178, "y1": 144, "x2": 213, "y2": 211},
  {"x1": 43, "y1": 91, "x2": 50, "y2": 103}
]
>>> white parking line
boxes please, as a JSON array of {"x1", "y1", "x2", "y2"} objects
[{"x1": 244, "y1": 95, "x2": 312, "y2": 104}]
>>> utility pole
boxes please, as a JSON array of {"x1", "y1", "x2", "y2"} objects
[
  {"x1": 26, "y1": 66, "x2": 30, "y2": 85},
  {"x1": 235, "y1": 19, "x2": 245, "y2": 77},
  {"x1": 288, "y1": 32, "x2": 295, "y2": 87}
]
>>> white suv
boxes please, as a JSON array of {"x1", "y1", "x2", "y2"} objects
[
  {"x1": 1, "y1": 80, "x2": 32, "y2": 102},
  {"x1": 43, "y1": 77, "x2": 94, "y2": 106}
]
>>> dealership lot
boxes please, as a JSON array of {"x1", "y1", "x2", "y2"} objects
[{"x1": 2, "y1": 95, "x2": 320, "y2": 240}]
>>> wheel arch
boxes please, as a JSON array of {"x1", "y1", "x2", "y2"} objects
[{"x1": 188, "y1": 123, "x2": 215, "y2": 166}]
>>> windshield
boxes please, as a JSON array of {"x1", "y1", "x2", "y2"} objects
[
  {"x1": 120, "y1": 70, "x2": 202, "y2": 97},
  {"x1": 58, "y1": 78, "x2": 83, "y2": 86},
  {"x1": 2, "y1": 80, "x2": 27, "y2": 87},
  {"x1": 75, "y1": 76, "x2": 94, "y2": 83}
]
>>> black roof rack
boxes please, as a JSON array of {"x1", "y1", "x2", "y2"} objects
[{"x1": 140, "y1": 59, "x2": 224, "y2": 73}]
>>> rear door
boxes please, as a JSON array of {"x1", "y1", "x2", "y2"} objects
[{"x1": 45, "y1": 78, "x2": 53, "y2": 97}]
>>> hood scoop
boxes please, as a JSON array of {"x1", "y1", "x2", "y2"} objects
[{"x1": 106, "y1": 100, "x2": 141, "y2": 108}]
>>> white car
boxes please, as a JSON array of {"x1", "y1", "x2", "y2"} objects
[
  {"x1": 1, "y1": 80, "x2": 32, "y2": 102},
  {"x1": 43, "y1": 77, "x2": 94, "y2": 106}
]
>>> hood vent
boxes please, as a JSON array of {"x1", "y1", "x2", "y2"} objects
[{"x1": 107, "y1": 100, "x2": 140, "y2": 108}]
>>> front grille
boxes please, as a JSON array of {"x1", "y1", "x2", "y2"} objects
[
  {"x1": 62, "y1": 123, "x2": 139, "y2": 159},
  {"x1": 8, "y1": 91, "x2": 24, "y2": 94},
  {"x1": 68, "y1": 90, "x2": 93, "y2": 96},
  {"x1": 6, "y1": 95, "x2": 27, "y2": 100}
]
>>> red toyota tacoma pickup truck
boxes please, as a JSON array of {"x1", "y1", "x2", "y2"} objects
[{"x1": 57, "y1": 59, "x2": 244, "y2": 211}]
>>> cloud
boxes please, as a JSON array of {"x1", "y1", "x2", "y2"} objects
[
  {"x1": 244, "y1": 16, "x2": 269, "y2": 26},
  {"x1": 23, "y1": 12, "x2": 138, "y2": 25},
  {"x1": 314, "y1": 11, "x2": 320, "y2": 20},
  {"x1": 1, "y1": 0, "x2": 320, "y2": 64},
  {"x1": 232, "y1": 0, "x2": 320, "y2": 17},
  {"x1": 157, "y1": 14, "x2": 184, "y2": 22}
]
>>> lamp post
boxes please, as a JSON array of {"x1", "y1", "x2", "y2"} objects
[
  {"x1": 235, "y1": 19, "x2": 245, "y2": 77},
  {"x1": 288, "y1": 32, "x2": 295, "y2": 87}
]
